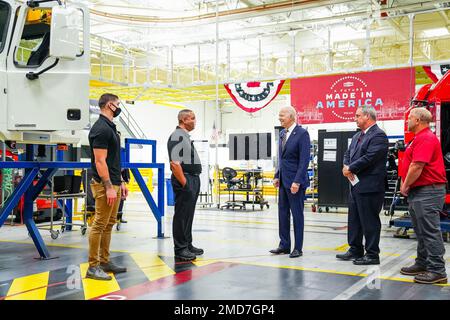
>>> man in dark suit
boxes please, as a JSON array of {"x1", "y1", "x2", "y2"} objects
[
  {"x1": 270, "y1": 106, "x2": 311, "y2": 258},
  {"x1": 337, "y1": 106, "x2": 388, "y2": 265}
]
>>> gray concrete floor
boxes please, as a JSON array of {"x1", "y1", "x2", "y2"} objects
[{"x1": 0, "y1": 194, "x2": 449, "y2": 300}]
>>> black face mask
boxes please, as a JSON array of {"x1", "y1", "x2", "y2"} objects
[{"x1": 110, "y1": 104, "x2": 122, "y2": 118}]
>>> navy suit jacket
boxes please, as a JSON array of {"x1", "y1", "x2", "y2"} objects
[
  {"x1": 275, "y1": 125, "x2": 311, "y2": 190},
  {"x1": 343, "y1": 124, "x2": 388, "y2": 194}
]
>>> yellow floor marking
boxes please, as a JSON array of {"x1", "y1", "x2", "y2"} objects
[
  {"x1": 335, "y1": 244, "x2": 350, "y2": 252},
  {"x1": 223, "y1": 219, "x2": 275, "y2": 225},
  {"x1": 218, "y1": 260, "x2": 450, "y2": 287},
  {"x1": 0, "y1": 239, "x2": 87, "y2": 250},
  {"x1": 380, "y1": 252, "x2": 401, "y2": 257},
  {"x1": 130, "y1": 253, "x2": 175, "y2": 281},
  {"x1": 0, "y1": 239, "x2": 129, "y2": 253},
  {"x1": 304, "y1": 246, "x2": 341, "y2": 251},
  {"x1": 79, "y1": 263, "x2": 120, "y2": 300},
  {"x1": 223, "y1": 260, "x2": 369, "y2": 277},
  {"x1": 379, "y1": 276, "x2": 414, "y2": 283},
  {"x1": 192, "y1": 258, "x2": 220, "y2": 267},
  {"x1": 6, "y1": 272, "x2": 49, "y2": 300},
  {"x1": 379, "y1": 275, "x2": 450, "y2": 287}
]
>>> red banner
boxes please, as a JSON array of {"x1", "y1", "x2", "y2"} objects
[{"x1": 291, "y1": 68, "x2": 415, "y2": 124}]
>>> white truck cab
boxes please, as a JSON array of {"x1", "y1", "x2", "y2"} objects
[{"x1": 0, "y1": 0, "x2": 90, "y2": 145}]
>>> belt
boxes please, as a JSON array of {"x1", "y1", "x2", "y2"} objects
[
  {"x1": 91, "y1": 177, "x2": 121, "y2": 186},
  {"x1": 411, "y1": 183, "x2": 446, "y2": 190},
  {"x1": 184, "y1": 173, "x2": 200, "y2": 176}
]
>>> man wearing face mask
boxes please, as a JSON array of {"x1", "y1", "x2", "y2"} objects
[
  {"x1": 87, "y1": 93, "x2": 129, "y2": 280},
  {"x1": 167, "y1": 109, "x2": 202, "y2": 261}
]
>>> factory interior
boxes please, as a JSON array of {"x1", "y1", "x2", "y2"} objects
[{"x1": 1, "y1": 0, "x2": 450, "y2": 308}]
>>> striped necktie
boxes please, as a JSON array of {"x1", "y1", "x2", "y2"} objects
[{"x1": 281, "y1": 129, "x2": 289, "y2": 150}]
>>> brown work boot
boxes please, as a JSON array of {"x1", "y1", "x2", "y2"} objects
[
  {"x1": 400, "y1": 264, "x2": 427, "y2": 276},
  {"x1": 414, "y1": 272, "x2": 447, "y2": 284}
]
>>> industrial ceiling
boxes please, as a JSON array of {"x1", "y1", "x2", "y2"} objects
[{"x1": 77, "y1": 0, "x2": 450, "y2": 102}]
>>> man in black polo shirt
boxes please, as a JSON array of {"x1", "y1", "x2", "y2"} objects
[
  {"x1": 167, "y1": 109, "x2": 203, "y2": 261},
  {"x1": 87, "y1": 93, "x2": 129, "y2": 280}
]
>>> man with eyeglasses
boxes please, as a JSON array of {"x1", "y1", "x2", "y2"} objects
[
  {"x1": 338, "y1": 106, "x2": 388, "y2": 266},
  {"x1": 87, "y1": 93, "x2": 129, "y2": 280}
]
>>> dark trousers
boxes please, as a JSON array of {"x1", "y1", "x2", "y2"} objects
[
  {"x1": 171, "y1": 174, "x2": 200, "y2": 254},
  {"x1": 348, "y1": 190, "x2": 383, "y2": 258},
  {"x1": 278, "y1": 184, "x2": 305, "y2": 252},
  {"x1": 408, "y1": 185, "x2": 446, "y2": 275}
]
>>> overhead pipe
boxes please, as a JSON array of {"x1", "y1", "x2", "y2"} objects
[
  {"x1": 89, "y1": 0, "x2": 449, "y2": 27},
  {"x1": 125, "y1": 4, "x2": 450, "y2": 48},
  {"x1": 90, "y1": 0, "x2": 356, "y2": 24}
]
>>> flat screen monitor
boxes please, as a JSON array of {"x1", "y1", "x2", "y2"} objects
[{"x1": 228, "y1": 133, "x2": 271, "y2": 160}]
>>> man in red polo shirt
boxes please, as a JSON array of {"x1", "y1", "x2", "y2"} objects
[{"x1": 400, "y1": 107, "x2": 447, "y2": 284}]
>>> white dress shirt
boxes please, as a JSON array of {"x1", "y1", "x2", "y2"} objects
[
  {"x1": 363, "y1": 123, "x2": 376, "y2": 134},
  {"x1": 285, "y1": 122, "x2": 297, "y2": 141}
]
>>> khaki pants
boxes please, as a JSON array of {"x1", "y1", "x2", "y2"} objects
[{"x1": 88, "y1": 180, "x2": 121, "y2": 268}]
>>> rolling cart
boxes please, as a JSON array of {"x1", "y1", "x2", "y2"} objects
[{"x1": 35, "y1": 174, "x2": 88, "y2": 239}]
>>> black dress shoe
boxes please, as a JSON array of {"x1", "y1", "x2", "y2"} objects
[
  {"x1": 336, "y1": 251, "x2": 363, "y2": 261},
  {"x1": 289, "y1": 249, "x2": 303, "y2": 258},
  {"x1": 400, "y1": 264, "x2": 427, "y2": 276},
  {"x1": 269, "y1": 247, "x2": 290, "y2": 255},
  {"x1": 189, "y1": 245, "x2": 204, "y2": 255},
  {"x1": 175, "y1": 249, "x2": 196, "y2": 261},
  {"x1": 414, "y1": 272, "x2": 447, "y2": 284},
  {"x1": 100, "y1": 262, "x2": 127, "y2": 274},
  {"x1": 353, "y1": 255, "x2": 380, "y2": 265},
  {"x1": 120, "y1": 219, "x2": 128, "y2": 223}
]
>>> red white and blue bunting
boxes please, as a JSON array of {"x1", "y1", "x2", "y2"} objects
[{"x1": 224, "y1": 80, "x2": 285, "y2": 113}]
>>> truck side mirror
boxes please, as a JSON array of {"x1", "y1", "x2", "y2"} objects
[{"x1": 49, "y1": 6, "x2": 79, "y2": 60}]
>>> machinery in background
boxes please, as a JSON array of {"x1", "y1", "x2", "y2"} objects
[
  {"x1": 383, "y1": 140, "x2": 409, "y2": 219},
  {"x1": 218, "y1": 167, "x2": 269, "y2": 211},
  {"x1": 389, "y1": 70, "x2": 450, "y2": 240},
  {"x1": 0, "y1": 0, "x2": 89, "y2": 226},
  {"x1": 0, "y1": 0, "x2": 90, "y2": 145},
  {"x1": 307, "y1": 142, "x2": 318, "y2": 212},
  {"x1": 317, "y1": 129, "x2": 357, "y2": 213}
]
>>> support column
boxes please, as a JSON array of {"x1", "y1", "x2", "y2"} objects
[
  {"x1": 408, "y1": 13, "x2": 415, "y2": 67},
  {"x1": 56, "y1": 149, "x2": 72, "y2": 231},
  {"x1": 226, "y1": 40, "x2": 231, "y2": 81},
  {"x1": 327, "y1": 27, "x2": 332, "y2": 72},
  {"x1": 170, "y1": 46, "x2": 174, "y2": 85},
  {"x1": 99, "y1": 38, "x2": 103, "y2": 80},
  {"x1": 197, "y1": 44, "x2": 201, "y2": 83},
  {"x1": 365, "y1": 18, "x2": 372, "y2": 69},
  {"x1": 258, "y1": 37, "x2": 262, "y2": 77},
  {"x1": 214, "y1": 0, "x2": 220, "y2": 204},
  {"x1": 24, "y1": 145, "x2": 51, "y2": 259},
  {"x1": 1, "y1": 141, "x2": 5, "y2": 210},
  {"x1": 289, "y1": 31, "x2": 297, "y2": 74}
]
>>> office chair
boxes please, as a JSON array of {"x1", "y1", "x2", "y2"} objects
[
  {"x1": 222, "y1": 167, "x2": 243, "y2": 190},
  {"x1": 220, "y1": 167, "x2": 244, "y2": 210}
]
